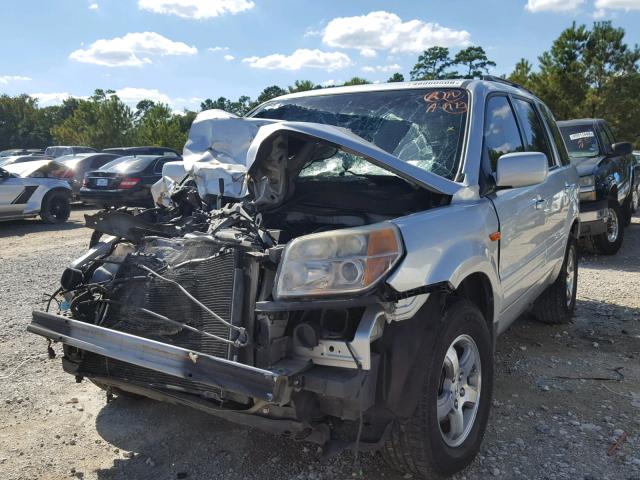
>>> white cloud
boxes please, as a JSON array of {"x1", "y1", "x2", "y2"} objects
[
  {"x1": 114, "y1": 87, "x2": 172, "y2": 105},
  {"x1": 242, "y1": 49, "x2": 352, "y2": 71},
  {"x1": 595, "y1": 0, "x2": 640, "y2": 9},
  {"x1": 138, "y1": 0, "x2": 254, "y2": 19},
  {"x1": 525, "y1": 0, "x2": 584, "y2": 12},
  {"x1": 0, "y1": 75, "x2": 31, "y2": 85},
  {"x1": 322, "y1": 11, "x2": 471, "y2": 55},
  {"x1": 360, "y1": 48, "x2": 377, "y2": 58},
  {"x1": 69, "y1": 32, "x2": 197, "y2": 67},
  {"x1": 223, "y1": 54, "x2": 235, "y2": 61},
  {"x1": 89, "y1": 2, "x2": 99, "y2": 10},
  {"x1": 208, "y1": 46, "x2": 229, "y2": 52},
  {"x1": 362, "y1": 64, "x2": 401, "y2": 73},
  {"x1": 321, "y1": 79, "x2": 337, "y2": 87}
]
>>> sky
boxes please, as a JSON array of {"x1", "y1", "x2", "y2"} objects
[{"x1": 2, "y1": 0, "x2": 640, "y2": 112}]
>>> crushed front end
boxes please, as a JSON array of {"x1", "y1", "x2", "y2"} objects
[{"x1": 28, "y1": 117, "x2": 453, "y2": 449}]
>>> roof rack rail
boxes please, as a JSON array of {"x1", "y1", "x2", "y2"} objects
[{"x1": 481, "y1": 75, "x2": 534, "y2": 96}]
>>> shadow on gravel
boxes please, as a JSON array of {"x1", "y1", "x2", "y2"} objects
[{"x1": 0, "y1": 205, "x2": 94, "y2": 238}]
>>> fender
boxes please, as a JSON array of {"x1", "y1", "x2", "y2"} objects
[{"x1": 387, "y1": 198, "x2": 502, "y2": 324}]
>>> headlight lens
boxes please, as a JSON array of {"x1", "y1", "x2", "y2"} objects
[
  {"x1": 579, "y1": 175, "x2": 595, "y2": 189},
  {"x1": 275, "y1": 224, "x2": 403, "y2": 298}
]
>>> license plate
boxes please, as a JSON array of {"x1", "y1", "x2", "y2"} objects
[{"x1": 96, "y1": 178, "x2": 108, "y2": 187}]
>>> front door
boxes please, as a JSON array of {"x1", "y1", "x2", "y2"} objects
[
  {"x1": 0, "y1": 174, "x2": 28, "y2": 217},
  {"x1": 483, "y1": 95, "x2": 548, "y2": 312}
]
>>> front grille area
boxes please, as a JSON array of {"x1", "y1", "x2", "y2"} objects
[{"x1": 79, "y1": 238, "x2": 244, "y2": 397}]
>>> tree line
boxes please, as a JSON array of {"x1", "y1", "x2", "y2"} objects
[{"x1": 0, "y1": 21, "x2": 638, "y2": 152}]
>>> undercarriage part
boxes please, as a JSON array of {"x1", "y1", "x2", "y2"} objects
[{"x1": 85, "y1": 210, "x2": 182, "y2": 242}]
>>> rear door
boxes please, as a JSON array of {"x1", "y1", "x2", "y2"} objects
[
  {"x1": 600, "y1": 121, "x2": 633, "y2": 204},
  {"x1": 511, "y1": 97, "x2": 573, "y2": 272},
  {"x1": 484, "y1": 95, "x2": 548, "y2": 312}
]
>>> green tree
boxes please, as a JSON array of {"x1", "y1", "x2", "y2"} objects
[
  {"x1": 343, "y1": 77, "x2": 371, "y2": 86},
  {"x1": 0, "y1": 94, "x2": 53, "y2": 150},
  {"x1": 410, "y1": 46, "x2": 455, "y2": 80},
  {"x1": 288, "y1": 80, "x2": 316, "y2": 93},
  {"x1": 134, "y1": 103, "x2": 186, "y2": 150},
  {"x1": 453, "y1": 46, "x2": 496, "y2": 78},
  {"x1": 508, "y1": 58, "x2": 533, "y2": 87},
  {"x1": 257, "y1": 85, "x2": 287, "y2": 103},
  {"x1": 51, "y1": 90, "x2": 135, "y2": 149},
  {"x1": 387, "y1": 72, "x2": 405, "y2": 83}
]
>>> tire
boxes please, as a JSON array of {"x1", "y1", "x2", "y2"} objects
[
  {"x1": 593, "y1": 200, "x2": 624, "y2": 255},
  {"x1": 382, "y1": 299, "x2": 494, "y2": 479},
  {"x1": 631, "y1": 186, "x2": 639, "y2": 214},
  {"x1": 622, "y1": 194, "x2": 632, "y2": 227},
  {"x1": 532, "y1": 237, "x2": 578, "y2": 324},
  {"x1": 40, "y1": 190, "x2": 71, "y2": 224}
]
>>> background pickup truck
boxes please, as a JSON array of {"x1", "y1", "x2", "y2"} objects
[
  {"x1": 29, "y1": 78, "x2": 579, "y2": 479},
  {"x1": 558, "y1": 119, "x2": 635, "y2": 254}
]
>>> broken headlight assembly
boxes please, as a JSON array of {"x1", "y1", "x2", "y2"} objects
[{"x1": 275, "y1": 224, "x2": 403, "y2": 298}]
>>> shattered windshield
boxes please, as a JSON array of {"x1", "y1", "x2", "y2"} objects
[
  {"x1": 559, "y1": 125, "x2": 600, "y2": 159},
  {"x1": 251, "y1": 88, "x2": 469, "y2": 180}
]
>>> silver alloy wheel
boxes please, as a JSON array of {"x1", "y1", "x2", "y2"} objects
[
  {"x1": 606, "y1": 207, "x2": 619, "y2": 243},
  {"x1": 437, "y1": 334, "x2": 482, "y2": 448},
  {"x1": 565, "y1": 245, "x2": 576, "y2": 307}
]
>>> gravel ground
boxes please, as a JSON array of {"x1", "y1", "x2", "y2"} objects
[{"x1": 0, "y1": 208, "x2": 639, "y2": 480}]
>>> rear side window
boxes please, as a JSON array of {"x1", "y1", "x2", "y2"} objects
[
  {"x1": 483, "y1": 96, "x2": 523, "y2": 173},
  {"x1": 539, "y1": 105, "x2": 571, "y2": 166},
  {"x1": 512, "y1": 98, "x2": 554, "y2": 167}
]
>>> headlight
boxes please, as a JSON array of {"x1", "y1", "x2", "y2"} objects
[
  {"x1": 579, "y1": 175, "x2": 596, "y2": 201},
  {"x1": 275, "y1": 224, "x2": 403, "y2": 298},
  {"x1": 579, "y1": 175, "x2": 595, "y2": 189}
]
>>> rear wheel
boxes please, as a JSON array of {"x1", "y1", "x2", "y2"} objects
[
  {"x1": 533, "y1": 237, "x2": 577, "y2": 324},
  {"x1": 40, "y1": 191, "x2": 71, "y2": 224},
  {"x1": 593, "y1": 200, "x2": 624, "y2": 255},
  {"x1": 382, "y1": 300, "x2": 493, "y2": 478}
]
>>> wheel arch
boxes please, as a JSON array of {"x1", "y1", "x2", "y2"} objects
[{"x1": 452, "y1": 272, "x2": 495, "y2": 341}]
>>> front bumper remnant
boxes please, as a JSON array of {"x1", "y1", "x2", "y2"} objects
[
  {"x1": 578, "y1": 199, "x2": 608, "y2": 236},
  {"x1": 28, "y1": 311, "x2": 294, "y2": 403}
]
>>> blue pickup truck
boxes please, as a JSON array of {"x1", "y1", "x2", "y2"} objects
[{"x1": 558, "y1": 119, "x2": 635, "y2": 254}]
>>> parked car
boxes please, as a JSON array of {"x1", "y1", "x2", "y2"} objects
[
  {"x1": 44, "y1": 146, "x2": 97, "y2": 158},
  {"x1": 57, "y1": 153, "x2": 121, "y2": 199},
  {"x1": 102, "y1": 146, "x2": 181, "y2": 157},
  {"x1": 558, "y1": 119, "x2": 634, "y2": 254},
  {"x1": 29, "y1": 79, "x2": 579, "y2": 479},
  {"x1": 632, "y1": 150, "x2": 640, "y2": 213},
  {"x1": 0, "y1": 160, "x2": 72, "y2": 223},
  {"x1": 0, "y1": 155, "x2": 54, "y2": 167},
  {"x1": 0, "y1": 148, "x2": 44, "y2": 157},
  {"x1": 80, "y1": 154, "x2": 181, "y2": 207}
]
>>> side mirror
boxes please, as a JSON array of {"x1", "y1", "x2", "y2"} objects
[
  {"x1": 0, "y1": 169, "x2": 8, "y2": 179},
  {"x1": 611, "y1": 142, "x2": 632, "y2": 156},
  {"x1": 495, "y1": 152, "x2": 548, "y2": 188}
]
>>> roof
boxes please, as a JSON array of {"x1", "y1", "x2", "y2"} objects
[{"x1": 268, "y1": 78, "x2": 537, "y2": 103}]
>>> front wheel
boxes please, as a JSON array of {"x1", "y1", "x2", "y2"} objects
[
  {"x1": 382, "y1": 300, "x2": 493, "y2": 478},
  {"x1": 593, "y1": 200, "x2": 624, "y2": 255},
  {"x1": 40, "y1": 191, "x2": 71, "y2": 224},
  {"x1": 532, "y1": 237, "x2": 578, "y2": 324}
]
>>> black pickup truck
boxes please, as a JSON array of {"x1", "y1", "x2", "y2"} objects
[{"x1": 558, "y1": 119, "x2": 634, "y2": 254}]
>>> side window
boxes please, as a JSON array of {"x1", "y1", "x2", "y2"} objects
[
  {"x1": 538, "y1": 104, "x2": 571, "y2": 166},
  {"x1": 483, "y1": 96, "x2": 524, "y2": 173},
  {"x1": 512, "y1": 98, "x2": 555, "y2": 167},
  {"x1": 602, "y1": 123, "x2": 616, "y2": 148}
]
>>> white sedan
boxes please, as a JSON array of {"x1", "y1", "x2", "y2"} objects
[{"x1": 0, "y1": 160, "x2": 72, "y2": 223}]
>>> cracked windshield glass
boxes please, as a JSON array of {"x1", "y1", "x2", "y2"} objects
[{"x1": 251, "y1": 88, "x2": 468, "y2": 180}]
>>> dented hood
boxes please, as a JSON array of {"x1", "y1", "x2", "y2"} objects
[{"x1": 158, "y1": 109, "x2": 461, "y2": 205}]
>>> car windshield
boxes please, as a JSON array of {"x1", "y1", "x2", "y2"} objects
[
  {"x1": 99, "y1": 156, "x2": 155, "y2": 173},
  {"x1": 559, "y1": 125, "x2": 600, "y2": 159},
  {"x1": 250, "y1": 88, "x2": 469, "y2": 180}
]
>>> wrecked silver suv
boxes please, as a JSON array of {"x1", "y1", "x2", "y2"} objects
[{"x1": 29, "y1": 79, "x2": 579, "y2": 478}]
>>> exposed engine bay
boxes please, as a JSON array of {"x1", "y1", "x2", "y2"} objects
[{"x1": 30, "y1": 119, "x2": 451, "y2": 448}]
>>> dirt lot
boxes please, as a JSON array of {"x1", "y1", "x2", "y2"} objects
[{"x1": 0, "y1": 208, "x2": 639, "y2": 480}]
